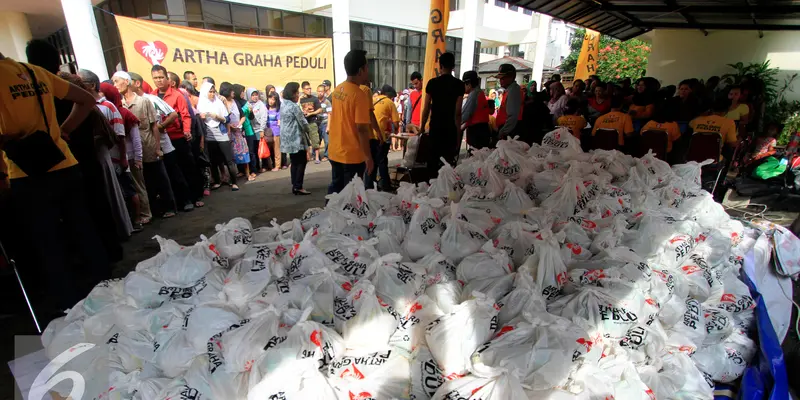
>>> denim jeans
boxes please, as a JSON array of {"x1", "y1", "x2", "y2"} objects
[
  {"x1": 364, "y1": 139, "x2": 391, "y2": 190},
  {"x1": 10, "y1": 166, "x2": 110, "y2": 310},
  {"x1": 328, "y1": 160, "x2": 366, "y2": 195},
  {"x1": 246, "y1": 135, "x2": 259, "y2": 172},
  {"x1": 289, "y1": 151, "x2": 307, "y2": 191},
  {"x1": 318, "y1": 119, "x2": 329, "y2": 158}
]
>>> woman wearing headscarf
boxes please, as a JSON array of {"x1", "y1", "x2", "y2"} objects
[
  {"x1": 246, "y1": 88, "x2": 269, "y2": 172},
  {"x1": 197, "y1": 81, "x2": 239, "y2": 191},
  {"x1": 220, "y1": 82, "x2": 251, "y2": 178},
  {"x1": 279, "y1": 82, "x2": 311, "y2": 195},
  {"x1": 629, "y1": 78, "x2": 657, "y2": 132}
]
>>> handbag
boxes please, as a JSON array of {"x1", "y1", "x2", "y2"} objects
[
  {"x1": 258, "y1": 137, "x2": 271, "y2": 159},
  {"x1": 3, "y1": 63, "x2": 66, "y2": 177}
]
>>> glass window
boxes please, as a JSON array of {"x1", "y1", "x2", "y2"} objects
[
  {"x1": 350, "y1": 22, "x2": 363, "y2": 39},
  {"x1": 170, "y1": 21, "x2": 188, "y2": 26},
  {"x1": 379, "y1": 59, "x2": 393, "y2": 86},
  {"x1": 325, "y1": 19, "x2": 333, "y2": 36},
  {"x1": 185, "y1": 0, "x2": 202, "y2": 20},
  {"x1": 364, "y1": 42, "x2": 378, "y2": 56},
  {"x1": 446, "y1": 37, "x2": 455, "y2": 52},
  {"x1": 166, "y1": 0, "x2": 185, "y2": 17},
  {"x1": 407, "y1": 33, "x2": 420, "y2": 47},
  {"x1": 202, "y1": 0, "x2": 231, "y2": 24},
  {"x1": 364, "y1": 25, "x2": 378, "y2": 41},
  {"x1": 351, "y1": 41, "x2": 363, "y2": 50},
  {"x1": 305, "y1": 15, "x2": 325, "y2": 36},
  {"x1": 523, "y1": 8, "x2": 533, "y2": 15},
  {"x1": 368, "y1": 59, "x2": 378, "y2": 89},
  {"x1": 232, "y1": 5, "x2": 257, "y2": 27},
  {"x1": 150, "y1": 0, "x2": 167, "y2": 19},
  {"x1": 394, "y1": 45, "x2": 406, "y2": 60},
  {"x1": 509, "y1": 5, "x2": 518, "y2": 11},
  {"x1": 379, "y1": 44, "x2": 393, "y2": 58},
  {"x1": 379, "y1": 27, "x2": 392, "y2": 43},
  {"x1": 394, "y1": 61, "x2": 407, "y2": 90},
  {"x1": 395, "y1": 29, "x2": 407, "y2": 45},
  {"x1": 494, "y1": 0, "x2": 504, "y2": 7},
  {"x1": 188, "y1": 21, "x2": 205, "y2": 29},
  {"x1": 407, "y1": 47, "x2": 420, "y2": 62},
  {"x1": 207, "y1": 23, "x2": 233, "y2": 32},
  {"x1": 260, "y1": 29, "x2": 282, "y2": 37},
  {"x1": 235, "y1": 27, "x2": 258, "y2": 35},
  {"x1": 258, "y1": 9, "x2": 282, "y2": 30},
  {"x1": 283, "y1": 12, "x2": 304, "y2": 33}
]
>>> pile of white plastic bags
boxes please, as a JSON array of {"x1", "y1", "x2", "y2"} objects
[{"x1": 41, "y1": 127, "x2": 760, "y2": 400}]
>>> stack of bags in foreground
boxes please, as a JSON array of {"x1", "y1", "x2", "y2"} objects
[{"x1": 42, "y1": 127, "x2": 759, "y2": 399}]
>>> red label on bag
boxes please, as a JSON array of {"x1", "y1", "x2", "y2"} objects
[
  {"x1": 681, "y1": 265, "x2": 701, "y2": 274},
  {"x1": 310, "y1": 330, "x2": 321, "y2": 347},
  {"x1": 721, "y1": 293, "x2": 735, "y2": 302},
  {"x1": 495, "y1": 325, "x2": 514, "y2": 338},
  {"x1": 341, "y1": 364, "x2": 365, "y2": 380},
  {"x1": 576, "y1": 337, "x2": 593, "y2": 352},
  {"x1": 349, "y1": 390, "x2": 372, "y2": 399}
]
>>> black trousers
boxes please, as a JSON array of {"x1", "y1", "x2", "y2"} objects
[
  {"x1": 328, "y1": 160, "x2": 366, "y2": 195},
  {"x1": 143, "y1": 159, "x2": 177, "y2": 215},
  {"x1": 365, "y1": 139, "x2": 391, "y2": 190},
  {"x1": 466, "y1": 122, "x2": 492, "y2": 150},
  {"x1": 247, "y1": 135, "x2": 260, "y2": 172},
  {"x1": 162, "y1": 150, "x2": 190, "y2": 208},
  {"x1": 10, "y1": 166, "x2": 110, "y2": 311},
  {"x1": 427, "y1": 129, "x2": 459, "y2": 178},
  {"x1": 170, "y1": 137, "x2": 203, "y2": 203},
  {"x1": 289, "y1": 151, "x2": 307, "y2": 191},
  {"x1": 207, "y1": 140, "x2": 238, "y2": 186}
]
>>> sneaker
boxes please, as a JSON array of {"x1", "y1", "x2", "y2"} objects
[{"x1": 183, "y1": 203, "x2": 195, "y2": 212}]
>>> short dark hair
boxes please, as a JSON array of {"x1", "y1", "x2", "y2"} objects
[
  {"x1": 203, "y1": 76, "x2": 215, "y2": 85},
  {"x1": 728, "y1": 84, "x2": 742, "y2": 92},
  {"x1": 610, "y1": 94, "x2": 625, "y2": 109},
  {"x1": 168, "y1": 72, "x2": 181, "y2": 87},
  {"x1": 183, "y1": 71, "x2": 195, "y2": 79},
  {"x1": 344, "y1": 50, "x2": 368, "y2": 76},
  {"x1": 678, "y1": 79, "x2": 692, "y2": 88},
  {"x1": 439, "y1": 52, "x2": 455, "y2": 70},
  {"x1": 219, "y1": 82, "x2": 233, "y2": 98},
  {"x1": 151, "y1": 64, "x2": 168, "y2": 77},
  {"x1": 301, "y1": 81, "x2": 311, "y2": 88},
  {"x1": 268, "y1": 92, "x2": 281, "y2": 111},
  {"x1": 283, "y1": 82, "x2": 300, "y2": 100},
  {"x1": 78, "y1": 69, "x2": 100, "y2": 92},
  {"x1": 410, "y1": 71, "x2": 422, "y2": 81},
  {"x1": 551, "y1": 74, "x2": 561, "y2": 82},
  {"x1": 380, "y1": 84, "x2": 397, "y2": 99},
  {"x1": 25, "y1": 40, "x2": 60, "y2": 74},
  {"x1": 180, "y1": 80, "x2": 199, "y2": 96},
  {"x1": 565, "y1": 98, "x2": 581, "y2": 115},
  {"x1": 128, "y1": 72, "x2": 144, "y2": 83},
  {"x1": 712, "y1": 97, "x2": 731, "y2": 113}
]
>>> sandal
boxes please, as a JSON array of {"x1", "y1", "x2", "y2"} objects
[
  {"x1": 231, "y1": 185, "x2": 240, "y2": 191},
  {"x1": 271, "y1": 168, "x2": 280, "y2": 172},
  {"x1": 163, "y1": 211, "x2": 176, "y2": 218},
  {"x1": 137, "y1": 217, "x2": 151, "y2": 225},
  {"x1": 259, "y1": 168, "x2": 267, "y2": 173},
  {"x1": 195, "y1": 201, "x2": 205, "y2": 208},
  {"x1": 210, "y1": 184, "x2": 222, "y2": 191},
  {"x1": 248, "y1": 175, "x2": 256, "y2": 182}
]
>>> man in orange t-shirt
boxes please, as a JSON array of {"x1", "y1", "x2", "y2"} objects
[
  {"x1": 592, "y1": 95, "x2": 634, "y2": 146},
  {"x1": 327, "y1": 50, "x2": 374, "y2": 195}
]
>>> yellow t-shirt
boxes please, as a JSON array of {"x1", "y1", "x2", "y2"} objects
[
  {"x1": 556, "y1": 115, "x2": 587, "y2": 139},
  {"x1": 641, "y1": 120, "x2": 682, "y2": 152},
  {"x1": 689, "y1": 114, "x2": 738, "y2": 146},
  {"x1": 629, "y1": 103, "x2": 654, "y2": 120},
  {"x1": 725, "y1": 103, "x2": 749, "y2": 122},
  {"x1": 592, "y1": 111, "x2": 634, "y2": 146},
  {"x1": 0, "y1": 59, "x2": 77, "y2": 179},
  {"x1": 328, "y1": 81, "x2": 372, "y2": 164},
  {"x1": 372, "y1": 95, "x2": 400, "y2": 141}
]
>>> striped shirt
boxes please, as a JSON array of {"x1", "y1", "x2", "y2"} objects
[{"x1": 96, "y1": 97, "x2": 125, "y2": 163}]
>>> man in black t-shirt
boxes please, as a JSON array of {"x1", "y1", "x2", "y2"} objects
[
  {"x1": 419, "y1": 52, "x2": 465, "y2": 175},
  {"x1": 300, "y1": 81, "x2": 323, "y2": 162}
]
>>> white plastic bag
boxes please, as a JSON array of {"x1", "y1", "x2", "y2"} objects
[
  {"x1": 367, "y1": 254, "x2": 427, "y2": 313},
  {"x1": 498, "y1": 179, "x2": 535, "y2": 215},
  {"x1": 441, "y1": 203, "x2": 490, "y2": 263},
  {"x1": 521, "y1": 230, "x2": 568, "y2": 302},
  {"x1": 326, "y1": 175, "x2": 375, "y2": 222},
  {"x1": 341, "y1": 280, "x2": 397, "y2": 351},
  {"x1": 427, "y1": 158, "x2": 465, "y2": 203},
  {"x1": 491, "y1": 221, "x2": 539, "y2": 267},
  {"x1": 410, "y1": 344, "x2": 446, "y2": 400},
  {"x1": 692, "y1": 329, "x2": 755, "y2": 383},
  {"x1": 541, "y1": 127, "x2": 582, "y2": 156},
  {"x1": 487, "y1": 140, "x2": 529, "y2": 181},
  {"x1": 404, "y1": 197, "x2": 446, "y2": 260},
  {"x1": 425, "y1": 292, "x2": 500, "y2": 377},
  {"x1": 457, "y1": 241, "x2": 512, "y2": 284},
  {"x1": 389, "y1": 294, "x2": 444, "y2": 354},
  {"x1": 431, "y1": 372, "x2": 528, "y2": 400},
  {"x1": 672, "y1": 160, "x2": 713, "y2": 191},
  {"x1": 208, "y1": 217, "x2": 253, "y2": 260},
  {"x1": 328, "y1": 348, "x2": 412, "y2": 400},
  {"x1": 496, "y1": 267, "x2": 547, "y2": 326},
  {"x1": 315, "y1": 232, "x2": 380, "y2": 278}
]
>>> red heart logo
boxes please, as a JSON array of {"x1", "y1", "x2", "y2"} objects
[{"x1": 133, "y1": 40, "x2": 168, "y2": 65}]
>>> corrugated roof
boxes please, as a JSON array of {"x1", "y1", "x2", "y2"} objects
[
  {"x1": 477, "y1": 56, "x2": 557, "y2": 74},
  {"x1": 503, "y1": 0, "x2": 800, "y2": 40}
]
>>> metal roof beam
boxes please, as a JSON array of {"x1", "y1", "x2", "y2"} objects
[
  {"x1": 601, "y1": 4, "x2": 800, "y2": 14},
  {"x1": 646, "y1": 22, "x2": 800, "y2": 30},
  {"x1": 664, "y1": 0, "x2": 708, "y2": 36}
]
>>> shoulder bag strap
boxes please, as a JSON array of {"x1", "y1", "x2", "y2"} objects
[{"x1": 21, "y1": 63, "x2": 51, "y2": 134}]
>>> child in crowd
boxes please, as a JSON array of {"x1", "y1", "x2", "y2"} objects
[
  {"x1": 556, "y1": 98, "x2": 587, "y2": 140},
  {"x1": 266, "y1": 93, "x2": 284, "y2": 171}
]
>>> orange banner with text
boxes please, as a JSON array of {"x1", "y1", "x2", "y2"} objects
[
  {"x1": 574, "y1": 28, "x2": 600, "y2": 81},
  {"x1": 421, "y1": 0, "x2": 450, "y2": 111},
  {"x1": 114, "y1": 16, "x2": 333, "y2": 90}
]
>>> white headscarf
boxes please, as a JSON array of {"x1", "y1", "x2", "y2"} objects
[{"x1": 197, "y1": 81, "x2": 228, "y2": 124}]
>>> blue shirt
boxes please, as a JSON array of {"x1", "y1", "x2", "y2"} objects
[{"x1": 279, "y1": 100, "x2": 310, "y2": 154}]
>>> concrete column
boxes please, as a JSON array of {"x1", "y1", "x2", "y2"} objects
[
  {"x1": 459, "y1": 0, "x2": 482, "y2": 74},
  {"x1": 531, "y1": 13, "x2": 551, "y2": 89},
  {"x1": 331, "y1": 0, "x2": 351, "y2": 86},
  {"x1": 0, "y1": 12, "x2": 33, "y2": 62},
  {"x1": 61, "y1": 0, "x2": 108, "y2": 80}
]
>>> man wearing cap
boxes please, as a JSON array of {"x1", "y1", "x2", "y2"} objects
[
  {"x1": 495, "y1": 63, "x2": 524, "y2": 141},
  {"x1": 419, "y1": 52, "x2": 465, "y2": 174},
  {"x1": 460, "y1": 70, "x2": 492, "y2": 151}
]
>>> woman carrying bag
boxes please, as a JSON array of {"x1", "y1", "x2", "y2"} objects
[
  {"x1": 279, "y1": 82, "x2": 312, "y2": 195},
  {"x1": 197, "y1": 81, "x2": 239, "y2": 191}
]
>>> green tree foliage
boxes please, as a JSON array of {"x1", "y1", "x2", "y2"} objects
[{"x1": 560, "y1": 28, "x2": 651, "y2": 83}]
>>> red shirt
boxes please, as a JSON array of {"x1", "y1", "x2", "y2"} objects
[
  {"x1": 466, "y1": 91, "x2": 490, "y2": 126},
  {"x1": 588, "y1": 97, "x2": 611, "y2": 115},
  {"x1": 409, "y1": 89, "x2": 422, "y2": 126},
  {"x1": 152, "y1": 86, "x2": 191, "y2": 140},
  {"x1": 495, "y1": 86, "x2": 524, "y2": 127}
]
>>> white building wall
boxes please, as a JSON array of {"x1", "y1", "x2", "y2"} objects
[
  {"x1": 0, "y1": 12, "x2": 33, "y2": 62},
  {"x1": 543, "y1": 19, "x2": 575, "y2": 68},
  {"x1": 646, "y1": 29, "x2": 800, "y2": 102}
]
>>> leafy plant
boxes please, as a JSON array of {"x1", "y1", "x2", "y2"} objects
[
  {"x1": 722, "y1": 61, "x2": 780, "y2": 102},
  {"x1": 560, "y1": 28, "x2": 650, "y2": 83}
]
